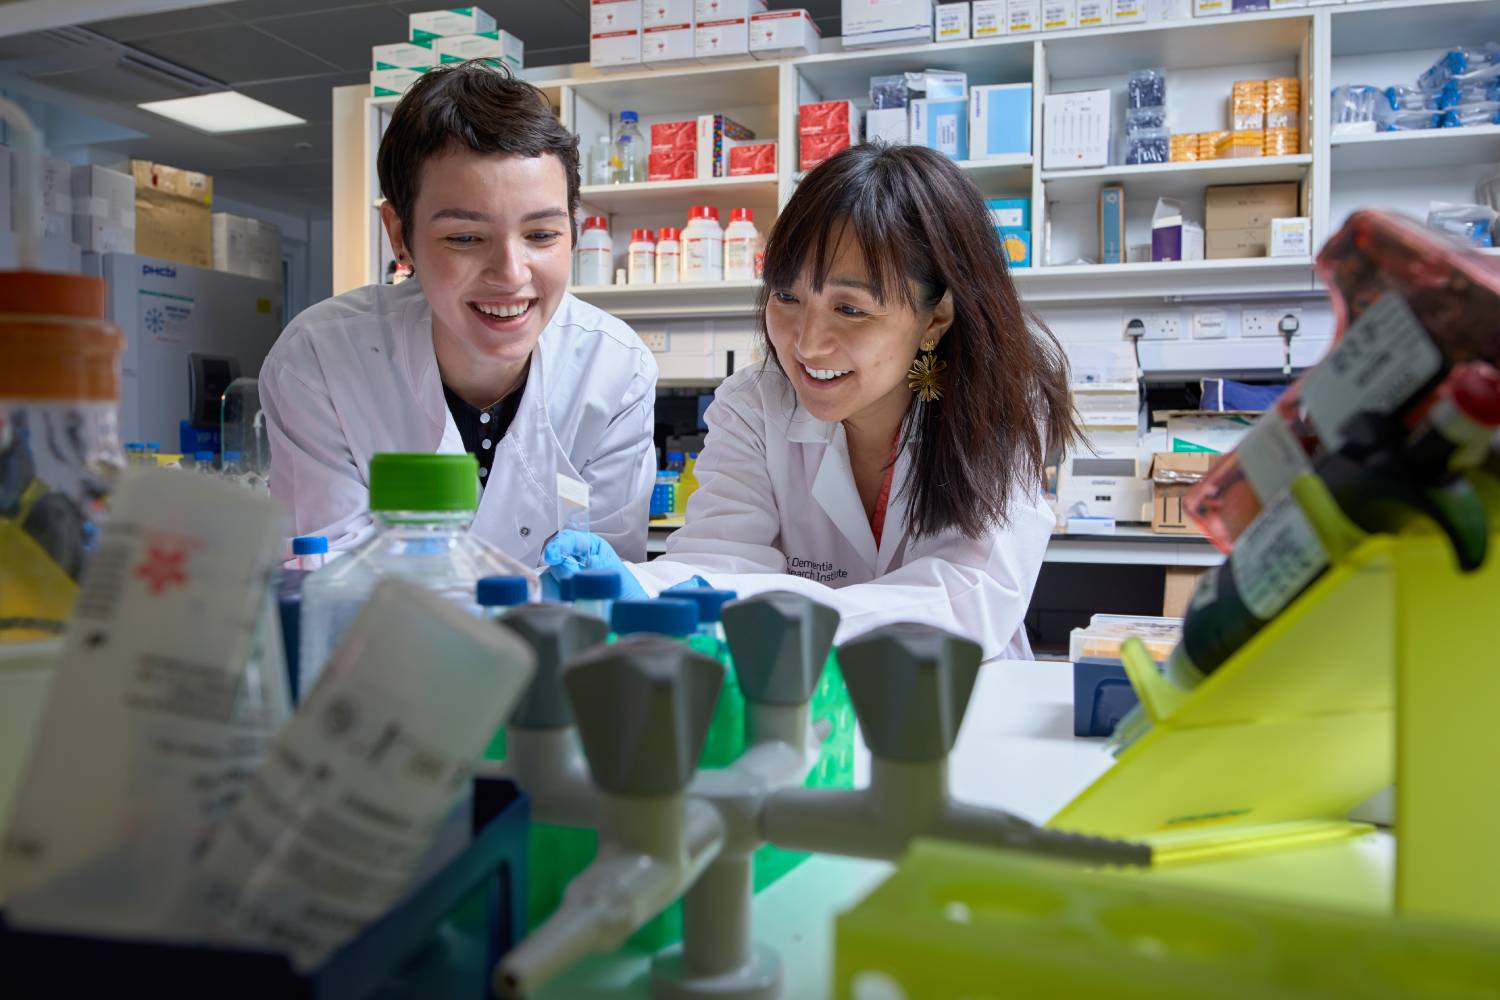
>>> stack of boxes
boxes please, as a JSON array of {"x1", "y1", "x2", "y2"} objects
[
  {"x1": 1168, "y1": 77, "x2": 1301, "y2": 161},
  {"x1": 748, "y1": 8, "x2": 821, "y2": 57},
  {"x1": 212, "y1": 213, "x2": 282, "y2": 282},
  {"x1": 130, "y1": 159, "x2": 213, "y2": 268},
  {"x1": 1125, "y1": 70, "x2": 1168, "y2": 165},
  {"x1": 649, "y1": 120, "x2": 698, "y2": 181},
  {"x1": 592, "y1": 0, "x2": 642, "y2": 68},
  {"x1": 842, "y1": 0, "x2": 936, "y2": 47},
  {"x1": 696, "y1": 0, "x2": 769, "y2": 61},
  {"x1": 373, "y1": 8, "x2": 522, "y2": 94},
  {"x1": 988, "y1": 197, "x2": 1032, "y2": 268},
  {"x1": 71, "y1": 165, "x2": 135, "y2": 255},
  {"x1": 35, "y1": 158, "x2": 72, "y2": 242},
  {"x1": 1204, "y1": 182, "x2": 1301, "y2": 259},
  {"x1": 643, "y1": 0, "x2": 695, "y2": 65},
  {"x1": 646, "y1": 115, "x2": 772, "y2": 181},
  {"x1": 799, "y1": 100, "x2": 861, "y2": 170}
]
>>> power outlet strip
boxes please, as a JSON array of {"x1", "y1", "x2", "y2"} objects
[
  {"x1": 639, "y1": 329, "x2": 669, "y2": 352},
  {"x1": 1123, "y1": 310, "x2": 1182, "y2": 341},
  {"x1": 1242, "y1": 305, "x2": 1301, "y2": 338}
]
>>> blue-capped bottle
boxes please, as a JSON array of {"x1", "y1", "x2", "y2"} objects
[
  {"x1": 571, "y1": 568, "x2": 622, "y2": 625},
  {"x1": 477, "y1": 574, "x2": 531, "y2": 619},
  {"x1": 292, "y1": 535, "x2": 328, "y2": 572}
]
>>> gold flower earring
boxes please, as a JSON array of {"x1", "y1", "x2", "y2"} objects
[{"x1": 907, "y1": 339, "x2": 947, "y2": 403}]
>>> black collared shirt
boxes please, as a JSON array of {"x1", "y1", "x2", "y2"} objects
[{"x1": 442, "y1": 375, "x2": 526, "y2": 484}]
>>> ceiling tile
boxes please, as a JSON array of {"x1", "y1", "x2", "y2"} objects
[
  {"x1": 216, "y1": 0, "x2": 387, "y2": 20},
  {"x1": 0, "y1": 29, "x2": 93, "y2": 62},
  {"x1": 253, "y1": 7, "x2": 409, "y2": 72},
  {"x1": 83, "y1": 6, "x2": 237, "y2": 42},
  {"x1": 237, "y1": 71, "x2": 368, "y2": 122},
  {"x1": 132, "y1": 24, "x2": 337, "y2": 85}
]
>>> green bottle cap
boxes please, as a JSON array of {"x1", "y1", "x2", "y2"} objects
[{"x1": 368, "y1": 453, "x2": 478, "y2": 512}]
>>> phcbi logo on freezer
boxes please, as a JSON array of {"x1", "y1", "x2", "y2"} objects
[{"x1": 142, "y1": 264, "x2": 177, "y2": 278}]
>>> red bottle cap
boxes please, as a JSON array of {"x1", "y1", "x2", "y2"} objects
[
  {"x1": 1445, "y1": 361, "x2": 1500, "y2": 428},
  {"x1": 631, "y1": 228, "x2": 654, "y2": 242},
  {"x1": 689, "y1": 205, "x2": 719, "y2": 221},
  {"x1": 731, "y1": 208, "x2": 754, "y2": 222},
  {"x1": 583, "y1": 216, "x2": 609, "y2": 231},
  {"x1": 658, "y1": 227, "x2": 681, "y2": 241}
]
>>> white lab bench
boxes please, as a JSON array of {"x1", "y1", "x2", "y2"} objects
[{"x1": 536, "y1": 658, "x2": 1393, "y2": 999}]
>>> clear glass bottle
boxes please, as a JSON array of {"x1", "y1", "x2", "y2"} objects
[
  {"x1": 298, "y1": 453, "x2": 534, "y2": 694},
  {"x1": 613, "y1": 110, "x2": 646, "y2": 184},
  {"x1": 591, "y1": 135, "x2": 617, "y2": 186}
]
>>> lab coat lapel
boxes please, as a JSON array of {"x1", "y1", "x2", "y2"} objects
[
  {"x1": 876, "y1": 442, "x2": 913, "y2": 576},
  {"x1": 811, "y1": 424, "x2": 879, "y2": 573}
]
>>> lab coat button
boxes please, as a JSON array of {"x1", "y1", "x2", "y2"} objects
[{"x1": 519, "y1": 526, "x2": 530, "y2": 536}]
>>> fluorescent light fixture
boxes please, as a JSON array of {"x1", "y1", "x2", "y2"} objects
[{"x1": 138, "y1": 91, "x2": 305, "y2": 134}]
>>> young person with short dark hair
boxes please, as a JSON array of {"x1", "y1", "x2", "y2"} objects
[
  {"x1": 545, "y1": 144, "x2": 1077, "y2": 658},
  {"x1": 262, "y1": 62, "x2": 656, "y2": 561}
]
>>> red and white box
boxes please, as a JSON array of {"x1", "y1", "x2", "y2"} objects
[
  {"x1": 696, "y1": 16, "x2": 750, "y2": 58},
  {"x1": 591, "y1": 0, "x2": 642, "y2": 68},
  {"x1": 652, "y1": 119, "x2": 698, "y2": 152},
  {"x1": 696, "y1": 0, "x2": 767, "y2": 17},
  {"x1": 644, "y1": 23, "x2": 696, "y2": 62},
  {"x1": 750, "y1": 9, "x2": 820, "y2": 57},
  {"x1": 728, "y1": 142, "x2": 777, "y2": 176},
  {"x1": 799, "y1": 99, "x2": 860, "y2": 170},
  {"x1": 649, "y1": 149, "x2": 697, "y2": 181},
  {"x1": 644, "y1": 0, "x2": 695, "y2": 26}
]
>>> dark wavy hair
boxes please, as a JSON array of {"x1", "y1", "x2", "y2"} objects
[
  {"x1": 757, "y1": 143, "x2": 1077, "y2": 540},
  {"x1": 376, "y1": 60, "x2": 579, "y2": 244}
]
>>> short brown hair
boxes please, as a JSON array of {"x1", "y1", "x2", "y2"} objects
[
  {"x1": 377, "y1": 60, "x2": 580, "y2": 244},
  {"x1": 759, "y1": 144, "x2": 1078, "y2": 540}
]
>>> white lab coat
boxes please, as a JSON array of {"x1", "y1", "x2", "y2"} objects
[
  {"x1": 631, "y1": 363, "x2": 1054, "y2": 659},
  {"x1": 260, "y1": 280, "x2": 657, "y2": 564}
]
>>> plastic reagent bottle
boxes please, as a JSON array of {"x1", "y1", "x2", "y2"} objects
[
  {"x1": 292, "y1": 535, "x2": 328, "y2": 571},
  {"x1": 682, "y1": 205, "x2": 724, "y2": 282},
  {"x1": 298, "y1": 452, "x2": 534, "y2": 694},
  {"x1": 194, "y1": 450, "x2": 216, "y2": 473},
  {"x1": 672, "y1": 588, "x2": 738, "y2": 655},
  {"x1": 656, "y1": 226, "x2": 682, "y2": 284},
  {"x1": 571, "y1": 568, "x2": 622, "y2": 625},
  {"x1": 627, "y1": 228, "x2": 655, "y2": 285},
  {"x1": 575, "y1": 216, "x2": 613, "y2": 287},
  {"x1": 477, "y1": 574, "x2": 531, "y2": 617},
  {"x1": 613, "y1": 110, "x2": 646, "y2": 184},
  {"x1": 724, "y1": 207, "x2": 763, "y2": 281}
]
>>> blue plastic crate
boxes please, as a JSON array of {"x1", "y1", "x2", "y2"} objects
[
  {"x1": 0, "y1": 777, "x2": 528, "y2": 1000},
  {"x1": 1072, "y1": 657, "x2": 1140, "y2": 738}
]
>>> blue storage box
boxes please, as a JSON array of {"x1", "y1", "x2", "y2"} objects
[
  {"x1": 970, "y1": 84, "x2": 1033, "y2": 158},
  {"x1": 0, "y1": 777, "x2": 529, "y2": 1000},
  {"x1": 1073, "y1": 657, "x2": 1140, "y2": 738}
]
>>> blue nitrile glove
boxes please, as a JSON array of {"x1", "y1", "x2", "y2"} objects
[
  {"x1": 540, "y1": 529, "x2": 648, "y2": 600},
  {"x1": 664, "y1": 575, "x2": 713, "y2": 592}
]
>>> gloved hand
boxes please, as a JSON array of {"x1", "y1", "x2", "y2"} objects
[{"x1": 540, "y1": 529, "x2": 648, "y2": 600}]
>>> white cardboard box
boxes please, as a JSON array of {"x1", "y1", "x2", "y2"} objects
[
  {"x1": 409, "y1": 7, "x2": 495, "y2": 40},
  {"x1": 644, "y1": 23, "x2": 698, "y2": 62},
  {"x1": 1043, "y1": 89, "x2": 1110, "y2": 169},
  {"x1": 842, "y1": 0, "x2": 934, "y2": 46},
  {"x1": 212, "y1": 212, "x2": 282, "y2": 282},
  {"x1": 433, "y1": 31, "x2": 524, "y2": 70},
  {"x1": 1270, "y1": 216, "x2": 1311, "y2": 257},
  {"x1": 371, "y1": 66, "x2": 428, "y2": 96},
  {"x1": 866, "y1": 107, "x2": 910, "y2": 144},
  {"x1": 592, "y1": 0, "x2": 643, "y2": 67},
  {"x1": 1077, "y1": 0, "x2": 1111, "y2": 25},
  {"x1": 750, "y1": 9, "x2": 820, "y2": 56},
  {"x1": 71, "y1": 165, "x2": 135, "y2": 254},
  {"x1": 972, "y1": 0, "x2": 1007, "y2": 34},
  {"x1": 1042, "y1": 0, "x2": 1076, "y2": 29},
  {"x1": 1008, "y1": 0, "x2": 1041, "y2": 32},
  {"x1": 696, "y1": 0, "x2": 766, "y2": 18},
  {"x1": 696, "y1": 16, "x2": 750, "y2": 58},
  {"x1": 372, "y1": 41, "x2": 434, "y2": 69},
  {"x1": 1112, "y1": 0, "x2": 1147, "y2": 22},
  {"x1": 28, "y1": 157, "x2": 72, "y2": 241},
  {"x1": 936, "y1": 2, "x2": 971, "y2": 39},
  {"x1": 1193, "y1": 0, "x2": 1230, "y2": 15},
  {"x1": 644, "y1": 0, "x2": 695, "y2": 26}
]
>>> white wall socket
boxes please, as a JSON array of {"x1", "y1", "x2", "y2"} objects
[
  {"x1": 639, "y1": 329, "x2": 669, "y2": 352},
  {"x1": 1126, "y1": 310, "x2": 1182, "y2": 341},
  {"x1": 1242, "y1": 305, "x2": 1302, "y2": 339}
]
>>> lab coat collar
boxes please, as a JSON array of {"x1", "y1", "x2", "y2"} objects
[{"x1": 811, "y1": 424, "x2": 879, "y2": 572}]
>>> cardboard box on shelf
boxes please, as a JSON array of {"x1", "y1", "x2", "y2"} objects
[
  {"x1": 842, "y1": 0, "x2": 935, "y2": 46},
  {"x1": 1270, "y1": 216, "x2": 1311, "y2": 257},
  {"x1": 212, "y1": 212, "x2": 281, "y2": 282},
  {"x1": 970, "y1": 83, "x2": 1032, "y2": 158},
  {"x1": 648, "y1": 149, "x2": 697, "y2": 181},
  {"x1": 867, "y1": 107, "x2": 909, "y2": 144},
  {"x1": 1162, "y1": 566, "x2": 1207, "y2": 617},
  {"x1": 989, "y1": 196, "x2": 1032, "y2": 267},
  {"x1": 371, "y1": 67, "x2": 427, "y2": 96},
  {"x1": 937, "y1": 2, "x2": 971, "y2": 39},
  {"x1": 30, "y1": 157, "x2": 72, "y2": 241},
  {"x1": 372, "y1": 41, "x2": 433, "y2": 69},
  {"x1": 645, "y1": 0, "x2": 695, "y2": 26},
  {"x1": 644, "y1": 22, "x2": 697, "y2": 63},
  {"x1": 130, "y1": 159, "x2": 212, "y2": 268},
  {"x1": 1192, "y1": 0, "x2": 1230, "y2": 13},
  {"x1": 1149, "y1": 451, "x2": 1215, "y2": 535},
  {"x1": 71, "y1": 165, "x2": 135, "y2": 255},
  {"x1": 1008, "y1": 0, "x2": 1041, "y2": 30},
  {"x1": 1077, "y1": 0, "x2": 1112, "y2": 25},
  {"x1": 972, "y1": 0, "x2": 1006, "y2": 34},
  {"x1": 1161, "y1": 410, "x2": 1256, "y2": 453},
  {"x1": 697, "y1": 114, "x2": 755, "y2": 178},
  {"x1": 651, "y1": 120, "x2": 697, "y2": 153},
  {"x1": 1042, "y1": 89, "x2": 1109, "y2": 169},
  {"x1": 409, "y1": 7, "x2": 496, "y2": 42},
  {"x1": 910, "y1": 98, "x2": 968, "y2": 160},
  {"x1": 696, "y1": 16, "x2": 751, "y2": 58},
  {"x1": 696, "y1": 0, "x2": 766, "y2": 15},
  {"x1": 1112, "y1": 0, "x2": 1147, "y2": 21},
  {"x1": 433, "y1": 30, "x2": 524, "y2": 70},
  {"x1": 728, "y1": 142, "x2": 777, "y2": 176},
  {"x1": 1206, "y1": 226, "x2": 1269, "y2": 259},
  {"x1": 591, "y1": 0, "x2": 642, "y2": 68},
  {"x1": 1151, "y1": 197, "x2": 1204, "y2": 262},
  {"x1": 1205, "y1": 182, "x2": 1300, "y2": 230},
  {"x1": 750, "y1": 9, "x2": 820, "y2": 56},
  {"x1": 1099, "y1": 185, "x2": 1124, "y2": 264},
  {"x1": 1042, "y1": 0, "x2": 1077, "y2": 29},
  {"x1": 800, "y1": 99, "x2": 860, "y2": 170}
]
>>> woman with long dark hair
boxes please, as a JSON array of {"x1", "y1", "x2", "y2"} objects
[{"x1": 545, "y1": 143, "x2": 1077, "y2": 658}]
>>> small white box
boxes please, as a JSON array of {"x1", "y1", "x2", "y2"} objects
[
  {"x1": 1042, "y1": 0, "x2": 1076, "y2": 29},
  {"x1": 71, "y1": 165, "x2": 135, "y2": 254},
  {"x1": 936, "y1": 2, "x2": 971, "y2": 39},
  {"x1": 644, "y1": 23, "x2": 698, "y2": 62},
  {"x1": 1008, "y1": 0, "x2": 1041, "y2": 32},
  {"x1": 212, "y1": 212, "x2": 282, "y2": 282},
  {"x1": 372, "y1": 41, "x2": 434, "y2": 69},
  {"x1": 842, "y1": 0, "x2": 935, "y2": 46},
  {"x1": 696, "y1": 0, "x2": 767, "y2": 17},
  {"x1": 644, "y1": 0, "x2": 695, "y2": 27},
  {"x1": 1268, "y1": 0, "x2": 1307, "y2": 7},
  {"x1": 1043, "y1": 89, "x2": 1110, "y2": 169},
  {"x1": 867, "y1": 107, "x2": 910, "y2": 144},
  {"x1": 371, "y1": 66, "x2": 428, "y2": 96},
  {"x1": 1150, "y1": 0, "x2": 1193, "y2": 16},
  {"x1": 1077, "y1": 0, "x2": 1112, "y2": 25},
  {"x1": 697, "y1": 16, "x2": 749, "y2": 58},
  {"x1": 1193, "y1": 0, "x2": 1230, "y2": 15},
  {"x1": 972, "y1": 0, "x2": 1007, "y2": 34},
  {"x1": 750, "y1": 9, "x2": 820, "y2": 57},
  {"x1": 433, "y1": 31, "x2": 524, "y2": 70},
  {"x1": 409, "y1": 7, "x2": 495, "y2": 41},
  {"x1": 1270, "y1": 217, "x2": 1311, "y2": 257},
  {"x1": 1112, "y1": 0, "x2": 1147, "y2": 22},
  {"x1": 592, "y1": 0, "x2": 643, "y2": 67}
]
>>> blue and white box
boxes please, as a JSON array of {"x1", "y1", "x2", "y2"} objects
[
  {"x1": 970, "y1": 83, "x2": 1033, "y2": 158},
  {"x1": 988, "y1": 196, "x2": 1032, "y2": 267},
  {"x1": 910, "y1": 98, "x2": 969, "y2": 159}
]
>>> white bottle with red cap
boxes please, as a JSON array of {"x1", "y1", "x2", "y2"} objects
[
  {"x1": 681, "y1": 205, "x2": 724, "y2": 283},
  {"x1": 656, "y1": 227, "x2": 682, "y2": 285},
  {"x1": 724, "y1": 208, "x2": 763, "y2": 282},
  {"x1": 627, "y1": 228, "x2": 655, "y2": 286},
  {"x1": 576, "y1": 215, "x2": 614, "y2": 287}
]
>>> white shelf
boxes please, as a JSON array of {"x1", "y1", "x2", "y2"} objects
[
  {"x1": 1041, "y1": 154, "x2": 1312, "y2": 202},
  {"x1": 957, "y1": 154, "x2": 1035, "y2": 188},
  {"x1": 1329, "y1": 125, "x2": 1500, "y2": 172},
  {"x1": 1039, "y1": 12, "x2": 1309, "y2": 78},
  {"x1": 570, "y1": 279, "x2": 763, "y2": 319},
  {"x1": 1330, "y1": 0, "x2": 1500, "y2": 57},
  {"x1": 566, "y1": 63, "x2": 779, "y2": 115},
  {"x1": 1015, "y1": 256, "x2": 1316, "y2": 302},
  {"x1": 579, "y1": 174, "x2": 779, "y2": 213}
]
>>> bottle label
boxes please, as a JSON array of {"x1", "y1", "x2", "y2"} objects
[
  {"x1": 629, "y1": 249, "x2": 654, "y2": 278},
  {"x1": 683, "y1": 235, "x2": 722, "y2": 278},
  {"x1": 1303, "y1": 292, "x2": 1444, "y2": 451},
  {"x1": 657, "y1": 248, "x2": 680, "y2": 282},
  {"x1": 725, "y1": 238, "x2": 754, "y2": 278},
  {"x1": 1229, "y1": 492, "x2": 1330, "y2": 622},
  {"x1": 1237, "y1": 407, "x2": 1313, "y2": 505}
]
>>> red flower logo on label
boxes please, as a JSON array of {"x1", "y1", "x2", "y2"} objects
[{"x1": 136, "y1": 541, "x2": 191, "y2": 595}]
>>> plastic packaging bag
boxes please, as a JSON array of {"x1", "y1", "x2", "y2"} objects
[
  {"x1": 1442, "y1": 102, "x2": 1500, "y2": 128},
  {"x1": 1427, "y1": 201, "x2": 1498, "y2": 247},
  {"x1": 1127, "y1": 69, "x2": 1167, "y2": 109},
  {"x1": 1331, "y1": 84, "x2": 1383, "y2": 133},
  {"x1": 1374, "y1": 103, "x2": 1440, "y2": 131},
  {"x1": 1418, "y1": 45, "x2": 1500, "y2": 92},
  {"x1": 1437, "y1": 78, "x2": 1500, "y2": 109}
]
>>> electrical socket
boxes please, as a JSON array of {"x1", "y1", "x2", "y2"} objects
[
  {"x1": 639, "y1": 329, "x2": 669, "y2": 352},
  {"x1": 1124, "y1": 310, "x2": 1181, "y2": 341},
  {"x1": 1242, "y1": 305, "x2": 1301, "y2": 339}
]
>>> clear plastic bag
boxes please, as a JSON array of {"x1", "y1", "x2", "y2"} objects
[
  {"x1": 1127, "y1": 68, "x2": 1167, "y2": 109},
  {"x1": 1385, "y1": 85, "x2": 1441, "y2": 111},
  {"x1": 1331, "y1": 84, "x2": 1383, "y2": 130},
  {"x1": 1427, "y1": 201, "x2": 1498, "y2": 247},
  {"x1": 1442, "y1": 101, "x2": 1500, "y2": 128},
  {"x1": 1418, "y1": 45, "x2": 1500, "y2": 93},
  {"x1": 1436, "y1": 79, "x2": 1500, "y2": 109},
  {"x1": 1374, "y1": 103, "x2": 1441, "y2": 131},
  {"x1": 1126, "y1": 132, "x2": 1171, "y2": 165}
]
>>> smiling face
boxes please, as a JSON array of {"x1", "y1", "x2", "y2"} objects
[
  {"x1": 765, "y1": 227, "x2": 952, "y2": 429},
  {"x1": 381, "y1": 147, "x2": 572, "y2": 375}
]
